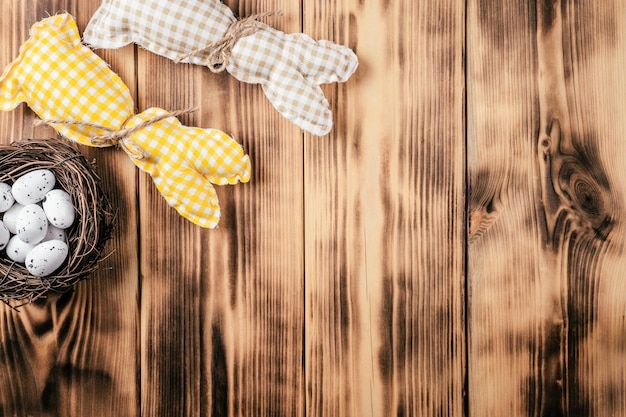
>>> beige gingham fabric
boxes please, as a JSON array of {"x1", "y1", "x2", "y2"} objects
[
  {"x1": 84, "y1": 0, "x2": 359, "y2": 136},
  {"x1": 0, "y1": 14, "x2": 250, "y2": 229}
]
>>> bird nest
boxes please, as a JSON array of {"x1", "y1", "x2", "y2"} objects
[{"x1": 0, "y1": 138, "x2": 114, "y2": 305}]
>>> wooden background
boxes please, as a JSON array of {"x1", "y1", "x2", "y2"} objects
[{"x1": 1, "y1": 0, "x2": 625, "y2": 416}]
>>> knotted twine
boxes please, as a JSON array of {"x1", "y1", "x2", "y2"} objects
[
  {"x1": 35, "y1": 108, "x2": 197, "y2": 159},
  {"x1": 176, "y1": 11, "x2": 282, "y2": 72}
]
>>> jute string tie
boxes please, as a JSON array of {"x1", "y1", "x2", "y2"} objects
[
  {"x1": 176, "y1": 11, "x2": 281, "y2": 72},
  {"x1": 35, "y1": 108, "x2": 198, "y2": 160}
]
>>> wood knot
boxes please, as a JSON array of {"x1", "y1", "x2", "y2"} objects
[
  {"x1": 539, "y1": 119, "x2": 616, "y2": 244},
  {"x1": 573, "y1": 178, "x2": 601, "y2": 216},
  {"x1": 559, "y1": 161, "x2": 604, "y2": 218}
]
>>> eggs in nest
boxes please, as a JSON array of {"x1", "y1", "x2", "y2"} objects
[{"x1": 0, "y1": 169, "x2": 76, "y2": 277}]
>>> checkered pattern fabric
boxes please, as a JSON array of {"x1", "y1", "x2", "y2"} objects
[
  {"x1": 125, "y1": 107, "x2": 251, "y2": 228},
  {"x1": 0, "y1": 14, "x2": 251, "y2": 229},
  {"x1": 84, "y1": 0, "x2": 359, "y2": 136},
  {"x1": 0, "y1": 14, "x2": 133, "y2": 146}
]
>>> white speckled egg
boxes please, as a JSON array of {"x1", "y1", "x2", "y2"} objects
[
  {"x1": 12, "y1": 169, "x2": 56, "y2": 205},
  {"x1": 42, "y1": 224, "x2": 67, "y2": 243},
  {"x1": 16, "y1": 204, "x2": 48, "y2": 244},
  {"x1": 42, "y1": 189, "x2": 75, "y2": 229},
  {"x1": 6, "y1": 235, "x2": 34, "y2": 263},
  {"x1": 3, "y1": 203, "x2": 24, "y2": 234},
  {"x1": 0, "y1": 222, "x2": 9, "y2": 250},
  {"x1": 0, "y1": 183, "x2": 14, "y2": 212},
  {"x1": 26, "y1": 239, "x2": 68, "y2": 277}
]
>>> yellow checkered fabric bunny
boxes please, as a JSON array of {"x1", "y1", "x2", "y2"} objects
[{"x1": 0, "y1": 13, "x2": 250, "y2": 228}]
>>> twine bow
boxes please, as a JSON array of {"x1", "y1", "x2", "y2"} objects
[
  {"x1": 176, "y1": 11, "x2": 281, "y2": 72},
  {"x1": 35, "y1": 108, "x2": 198, "y2": 159}
]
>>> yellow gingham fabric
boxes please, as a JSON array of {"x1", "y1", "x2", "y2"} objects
[
  {"x1": 0, "y1": 14, "x2": 251, "y2": 229},
  {"x1": 0, "y1": 14, "x2": 133, "y2": 145},
  {"x1": 84, "y1": 0, "x2": 359, "y2": 136},
  {"x1": 124, "y1": 107, "x2": 250, "y2": 227}
]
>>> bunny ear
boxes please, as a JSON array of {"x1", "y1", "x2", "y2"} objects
[
  {"x1": 152, "y1": 166, "x2": 222, "y2": 229},
  {"x1": 284, "y1": 33, "x2": 359, "y2": 85},
  {"x1": 1, "y1": 14, "x2": 84, "y2": 112},
  {"x1": 0, "y1": 29, "x2": 32, "y2": 112},
  {"x1": 53, "y1": 13, "x2": 83, "y2": 47},
  {"x1": 0, "y1": 62, "x2": 26, "y2": 111},
  {"x1": 119, "y1": 108, "x2": 251, "y2": 228},
  {"x1": 125, "y1": 108, "x2": 252, "y2": 185},
  {"x1": 185, "y1": 127, "x2": 252, "y2": 186},
  {"x1": 262, "y1": 60, "x2": 333, "y2": 136},
  {"x1": 1, "y1": 14, "x2": 134, "y2": 147}
]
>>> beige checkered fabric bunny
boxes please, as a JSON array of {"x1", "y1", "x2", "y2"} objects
[{"x1": 84, "y1": 0, "x2": 358, "y2": 136}]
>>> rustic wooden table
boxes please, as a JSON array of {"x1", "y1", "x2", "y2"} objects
[{"x1": 1, "y1": 0, "x2": 625, "y2": 416}]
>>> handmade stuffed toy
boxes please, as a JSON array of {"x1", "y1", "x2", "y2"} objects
[
  {"x1": 83, "y1": 0, "x2": 359, "y2": 136},
  {"x1": 0, "y1": 13, "x2": 251, "y2": 229}
]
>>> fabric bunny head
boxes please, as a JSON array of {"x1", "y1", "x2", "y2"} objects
[
  {"x1": 83, "y1": 0, "x2": 358, "y2": 136},
  {"x1": 0, "y1": 13, "x2": 251, "y2": 228},
  {"x1": 0, "y1": 14, "x2": 133, "y2": 147}
]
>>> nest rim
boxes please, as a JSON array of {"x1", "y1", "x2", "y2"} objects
[{"x1": 0, "y1": 138, "x2": 114, "y2": 305}]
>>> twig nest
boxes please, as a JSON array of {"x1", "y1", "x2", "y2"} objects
[{"x1": 0, "y1": 138, "x2": 114, "y2": 305}]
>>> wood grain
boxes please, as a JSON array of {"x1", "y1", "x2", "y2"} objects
[
  {"x1": 467, "y1": 1, "x2": 626, "y2": 416},
  {"x1": 137, "y1": 1, "x2": 305, "y2": 416},
  {"x1": 3, "y1": 0, "x2": 626, "y2": 416},
  {"x1": 304, "y1": 1, "x2": 466, "y2": 416},
  {"x1": 0, "y1": 1, "x2": 139, "y2": 416},
  {"x1": 466, "y1": 2, "x2": 541, "y2": 414}
]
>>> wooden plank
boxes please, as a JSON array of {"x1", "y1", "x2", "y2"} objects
[
  {"x1": 137, "y1": 0, "x2": 305, "y2": 415},
  {"x1": 466, "y1": 1, "x2": 541, "y2": 414},
  {"x1": 304, "y1": 1, "x2": 466, "y2": 417},
  {"x1": 0, "y1": 1, "x2": 140, "y2": 416},
  {"x1": 540, "y1": 2, "x2": 626, "y2": 415},
  {"x1": 467, "y1": 1, "x2": 626, "y2": 416}
]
